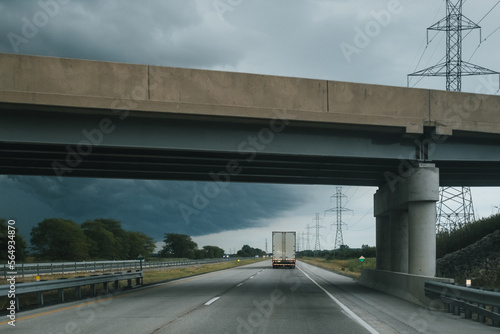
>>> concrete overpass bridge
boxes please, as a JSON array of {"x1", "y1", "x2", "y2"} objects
[{"x1": 1, "y1": 53, "x2": 500, "y2": 306}]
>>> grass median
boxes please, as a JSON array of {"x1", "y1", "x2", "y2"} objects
[
  {"x1": 299, "y1": 256, "x2": 375, "y2": 279},
  {"x1": 142, "y1": 258, "x2": 267, "y2": 284}
]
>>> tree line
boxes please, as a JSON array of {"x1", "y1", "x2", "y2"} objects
[
  {"x1": 0, "y1": 218, "x2": 155, "y2": 262},
  {"x1": 297, "y1": 244, "x2": 376, "y2": 259},
  {"x1": 159, "y1": 233, "x2": 265, "y2": 259},
  {"x1": 1, "y1": 218, "x2": 263, "y2": 263}
]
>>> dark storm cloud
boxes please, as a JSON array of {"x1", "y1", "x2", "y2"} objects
[
  {"x1": 0, "y1": 0, "x2": 246, "y2": 69},
  {"x1": 2, "y1": 175, "x2": 302, "y2": 241},
  {"x1": 1, "y1": 0, "x2": 499, "y2": 248}
]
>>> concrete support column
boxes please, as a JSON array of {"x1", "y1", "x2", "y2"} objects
[
  {"x1": 406, "y1": 165, "x2": 439, "y2": 276},
  {"x1": 408, "y1": 201, "x2": 437, "y2": 276},
  {"x1": 374, "y1": 163, "x2": 439, "y2": 276},
  {"x1": 376, "y1": 215, "x2": 391, "y2": 270},
  {"x1": 390, "y1": 210, "x2": 408, "y2": 273}
]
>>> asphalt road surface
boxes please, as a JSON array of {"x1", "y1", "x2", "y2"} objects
[{"x1": 2, "y1": 260, "x2": 498, "y2": 334}]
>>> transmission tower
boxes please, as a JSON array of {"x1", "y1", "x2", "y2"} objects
[
  {"x1": 305, "y1": 224, "x2": 313, "y2": 250},
  {"x1": 312, "y1": 213, "x2": 325, "y2": 253},
  {"x1": 408, "y1": 0, "x2": 499, "y2": 232},
  {"x1": 408, "y1": 0, "x2": 500, "y2": 91},
  {"x1": 325, "y1": 187, "x2": 352, "y2": 249}
]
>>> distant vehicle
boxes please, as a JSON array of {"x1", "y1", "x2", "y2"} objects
[
  {"x1": 272, "y1": 231, "x2": 296, "y2": 269},
  {"x1": 223, "y1": 254, "x2": 229, "y2": 259}
]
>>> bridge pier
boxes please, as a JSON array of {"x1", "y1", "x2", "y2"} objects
[
  {"x1": 390, "y1": 210, "x2": 408, "y2": 273},
  {"x1": 374, "y1": 163, "x2": 439, "y2": 276},
  {"x1": 360, "y1": 163, "x2": 453, "y2": 308}
]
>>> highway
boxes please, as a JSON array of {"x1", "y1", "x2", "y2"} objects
[{"x1": 2, "y1": 260, "x2": 498, "y2": 333}]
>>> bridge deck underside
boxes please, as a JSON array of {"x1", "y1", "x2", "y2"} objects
[
  {"x1": 2, "y1": 142, "x2": 500, "y2": 187},
  {"x1": 1, "y1": 105, "x2": 500, "y2": 187}
]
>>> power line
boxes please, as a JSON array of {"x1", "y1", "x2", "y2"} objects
[
  {"x1": 350, "y1": 225, "x2": 376, "y2": 232},
  {"x1": 348, "y1": 207, "x2": 373, "y2": 230},
  {"x1": 406, "y1": 1, "x2": 445, "y2": 85},
  {"x1": 467, "y1": 0, "x2": 500, "y2": 61},
  {"x1": 476, "y1": 0, "x2": 500, "y2": 24},
  {"x1": 483, "y1": 24, "x2": 500, "y2": 41}
]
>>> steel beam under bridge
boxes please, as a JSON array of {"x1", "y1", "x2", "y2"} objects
[{"x1": 1, "y1": 106, "x2": 500, "y2": 186}]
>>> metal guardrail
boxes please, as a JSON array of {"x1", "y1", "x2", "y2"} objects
[
  {"x1": 1, "y1": 257, "x2": 248, "y2": 278},
  {"x1": 1, "y1": 271, "x2": 143, "y2": 311},
  {"x1": 425, "y1": 281, "x2": 500, "y2": 327}
]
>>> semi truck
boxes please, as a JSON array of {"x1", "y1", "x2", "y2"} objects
[{"x1": 272, "y1": 231, "x2": 296, "y2": 268}]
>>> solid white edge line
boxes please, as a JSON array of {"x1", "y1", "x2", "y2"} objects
[
  {"x1": 237, "y1": 283, "x2": 244, "y2": 287},
  {"x1": 204, "y1": 296, "x2": 221, "y2": 306},
  {"x1": 297, "y1": 266, "x2": 380, "y2": 334}
]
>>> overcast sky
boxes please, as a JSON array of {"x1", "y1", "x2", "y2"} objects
[{"x1": 1, "y1": 0, "x2": 500, "y2": 254}]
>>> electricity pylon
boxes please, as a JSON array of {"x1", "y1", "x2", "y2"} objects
[
  {"x1": 408, "y1": 0, "x2": 499, "y2": 232},
  {"x1": 305, "y1": 224, "x2": 313, "y2": 250},
  {"x1": 312, "y1": 213, "x2": 325, "y2": 253},
  {"x1": 325, "y1": 187, "x2": 352, "y2": 249}
]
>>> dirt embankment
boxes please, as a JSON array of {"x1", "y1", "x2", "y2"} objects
[{"x1": 436, "y1": 229, "x2": 500, "y2": 289}]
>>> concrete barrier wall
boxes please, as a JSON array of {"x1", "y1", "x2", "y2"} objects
[
  {"x1": 359, "y1": 269, "x2": 454, "y2": 310},
  {"x1": 1, "y1": 53, "x2": 500, "y2": 136},
  {"x1": 0, "y1": 52, "x2": 147, "y2": 100},
  {"x1": 149, "y1": 65, "x2": 328, "y2": 112},
  {"x1": 430, "y1": 89, "x2": 500, "y2": 135}
]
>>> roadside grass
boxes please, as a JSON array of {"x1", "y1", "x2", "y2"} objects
[
  {"x1": 0, "y1": 258, "x2": 267, "y2": 312},
  {"x1": 299, "y1": 257, "x2": 376, "y2": 279},
  {"x1": 142, "y1": 258, "x2": 267, "y2": 284}
]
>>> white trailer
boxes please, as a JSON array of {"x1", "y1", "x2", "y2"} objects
[{"x1": 272, "y1": 231, "x2": 296, "y2": 269}]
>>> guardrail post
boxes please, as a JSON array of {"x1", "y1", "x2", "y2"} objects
[
  {"x1": 90, "y1": 284, "x2": 96, "y2": 296},
  {"x1": 94, "y1": 262, "x2": 96, "y2": 272},
  {"x1": 478, "y1": 287, "x2": 485, "y2": 323},
  {"x1": 37, "y1": 292, "x2": 44, "y2": 307},
  {"x1": 21, "y1": 263, "x2": 24, "y2": 278},
  {"x1": 50, "y1": 264, "x2": 53, "y2": 276},
  {"x1": 75, "y1": 286, "x2": 81, "y2": 299},
  {"x1": 127, "y1": 279, "x2": 132, "y2": 288},
  {"x1": 114, "y1": 280, "x2": 119, "y2": 290},
  {"x1": 494, "y1": 289, "x2": 499, "y2": 327},
  {"x1": 37, "y1": 264, "x2": 40, "y2": 276},
  {"x1": 58, "y1": 288, "x2": 64, "y2": 302},
  {"x1": 103, "y1": 282, "x2": 108, "y2": 293},
  {"x1": 84, "y1": 262, "x2": 87, "y2": 272},
  {"x1": 74, "y1": 262, "x2": 77, "y2": 274},
  {"x1": 3, "y1": 264, "x2": 6, "y2": 280},
  {"x1": 62, "y1": 263, "x2": 65, "y2": 275}
]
